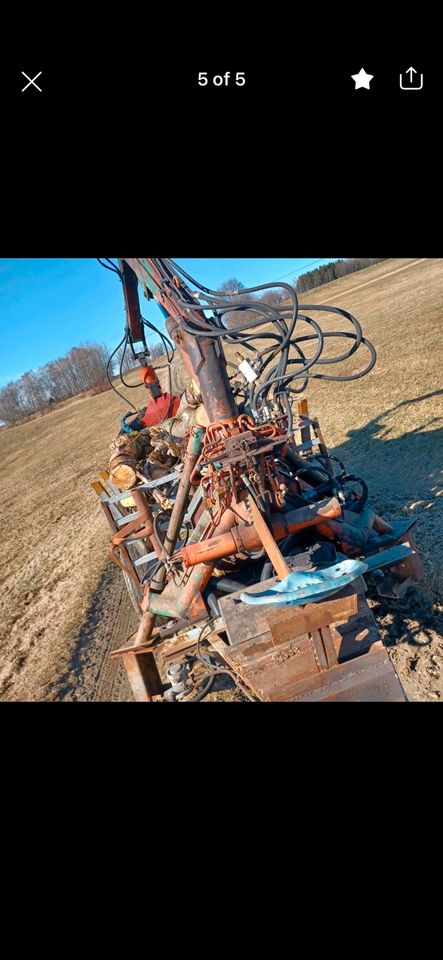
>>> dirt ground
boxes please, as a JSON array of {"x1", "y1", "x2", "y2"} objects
[{"x1": 1, "y1": 257, "x2": 442, "y2": 701}]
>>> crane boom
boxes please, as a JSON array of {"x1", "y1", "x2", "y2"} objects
[{"x1": 118, "y1": 258, "x2": 236, "y2": 422}]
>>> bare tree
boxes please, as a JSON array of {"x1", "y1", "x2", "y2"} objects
[
  {"x1": 115, "y1": 344, "x2": 139, "y2": 374},
  {"x1": 258, "y1": 290, "x2": 286, "y2": 306},
  {"x1": 0, "y1": 381, "x2": 23, "y2": 423},
  {"x1": 0, "y1": 341, "x2": 112, "y2": 423},
  {"x1": 216, "y1": 278, "x2": 260, "y2": 330},
  {"x1": 19, "y1": 371, "x2": 48, "y2": 414},
  {"x1": 149, "y1": 342, "x2": 165, "y2": 360},
  {"x1": 218, "y1": 278, "x2": 246, "y2": 295}
]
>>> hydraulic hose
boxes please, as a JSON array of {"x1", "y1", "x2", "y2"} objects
[
  {"x1": 209, "y1": 576, "x2": 247, "y2": 593},
  {"x1": 206, "y1": 592, "x2": 221, "y2": 619},
  {"x1": 182, "y1": 675, "x2": 215, "y2": 703}
]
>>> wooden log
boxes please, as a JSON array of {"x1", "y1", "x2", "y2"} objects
[{"x1": 109, "y1": 446, "x2": 138, "y2": 490}]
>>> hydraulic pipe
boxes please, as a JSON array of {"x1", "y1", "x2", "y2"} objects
[
  {"x1": 148, "y1": 507, "x2": 240, "y2": 621},
  {"x1": 119, "y1": 258, "x2": 236, "y2": 422},
  {"x1": 149, "y1": 426, "x2": 205, "y2": 592},
  {"x1": 119, "y1": 259, "x2": 144, "y2": 343},
  {"x1": 177, "y1": 497, "x2": 342, "y2": 568},
  {"x1": 133, "y1": 610, "x2": 156, "y2": 648}
]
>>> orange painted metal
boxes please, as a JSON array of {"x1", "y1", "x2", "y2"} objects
[
  {"x1": 149, "y1": 507, "x2": 241, "y2": 621},
  {"x1": 178, "y1": 497, "x2": 342, "y2": 568},
  {"x1": 139, "y1": 365, "x2": 158, "y2": 386}
]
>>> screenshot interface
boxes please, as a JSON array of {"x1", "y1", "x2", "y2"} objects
[{"x1": 0, "y1": 27, "x2": 441, "y2": 706}]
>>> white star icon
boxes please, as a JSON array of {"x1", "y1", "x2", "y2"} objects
[{"x1": 351, "y1": 68, "x2": 374, "y2": 90}]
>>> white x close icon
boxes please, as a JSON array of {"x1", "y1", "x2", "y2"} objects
[{"x1": 21, "y1": 71, "x2": 43, "y2": 92}]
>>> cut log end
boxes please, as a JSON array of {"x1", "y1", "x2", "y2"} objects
[{"x1": 110, "y1": 463, "x2": 138, "y2": 490}]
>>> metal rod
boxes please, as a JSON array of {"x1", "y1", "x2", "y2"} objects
[{"x1": 149, "y1": 427, "x2": 205, "y2": 592}]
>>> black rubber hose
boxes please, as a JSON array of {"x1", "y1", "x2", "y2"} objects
[
  {"x1": 209, "y1": 577, "x2": 247, "y2": 594},
  {"x1": 106, "y1": 334, "x2": 138, "y2": 411},
  {"x1": 135, "y1": 260, "x2": 376, "y2": 424},
  {"x1": 97, "y1": 258, "x2": 123, "y2": 280},
  {"x1": 251, "y1": 315, "x2": 324, "y2": 411},
  {"x1": 152, "y1": 512, "x2": 165, "y2": 553},
  {"x1": 341, "y1": 475, "x2": 369, "y2": 510},
  {"x1": 182, "y1": 675, "x2": 215, "y2": 703},
  {"x1": 284, "y1": 447, "x2": 332, "y2": 487},
  {"x1": 206, "y1": 593, "x2": 221, "y2": 619},
  {"x1": 294, "y1": 467, "x2": 338, "y2": 499},
  {"x1": 153, "y1": 511, "x2": 189, "y2": 553}
]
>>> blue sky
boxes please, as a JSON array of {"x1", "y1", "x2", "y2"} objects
[{"x1": 0, "y1": 258, "x2": 338, "y2": 386}]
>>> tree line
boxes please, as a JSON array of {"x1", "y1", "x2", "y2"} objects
[
  {"x1": 216, "y1": 278, "x2": 287, "y2": 328},
  {"x1": 295, "y1": 258, "x2": 388, "y2": 293},
  {"x1": 0, "y1": 342, "x2": 110, "y2": 424},
  {"x1": 0, "y1": 338, "x2": 171, "y2": 425},
  {"x1": 216, "y1": 259, "x2": 388, "y2": 326}
]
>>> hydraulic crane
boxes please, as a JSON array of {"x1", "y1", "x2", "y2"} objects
[{"x1": 93, "y1": 257, "x2": 423, "y2": 702}]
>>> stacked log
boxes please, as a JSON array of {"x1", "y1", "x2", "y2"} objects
[
  {"x1": 109, "y1": 438, "x2": 138, "y2": 490},
  {"x1": 109, "y1": 431, "x2": 155, "y2": 490}
]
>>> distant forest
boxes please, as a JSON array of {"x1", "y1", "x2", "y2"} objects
[
  {"x1": 295, "y1": 258, "x2": 388, "y2": 293},
  {"x1": 0, "y1": 343, "x2": 111, "y2": 425},
  {"x1": 0, "y1": 335, "x2": 172, "y2": 425}
]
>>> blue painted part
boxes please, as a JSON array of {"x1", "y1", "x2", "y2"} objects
[
  {"x1": 121, "y1": 412, "x2": 144, "y2": 434},
  {"x1": 239, "y1": 558, "x2": 368, "y2": 607}
]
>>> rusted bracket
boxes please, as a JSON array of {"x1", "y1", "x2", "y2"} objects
[{"x1": 121, "y1": 651, "x2": 164, "y2": 702}]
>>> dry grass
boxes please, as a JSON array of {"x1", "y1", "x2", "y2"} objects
[
  {"x1": 1, "y1": 258, "x2": 442, "y2": 701},
  {"x1": 290, "y1": 257, "x2": 443, "y2": 701},
  {"x1": 0, "y1": 371, "x2": 159, "y2": 700}
]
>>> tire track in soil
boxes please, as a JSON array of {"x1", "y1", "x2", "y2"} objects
[{"x1": 50, "y1": 562, "x2": 139, "y2": 701}]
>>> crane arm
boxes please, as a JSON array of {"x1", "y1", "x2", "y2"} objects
[{"x1": 118, "y1": 258, "x2": 236, "y2": 422}]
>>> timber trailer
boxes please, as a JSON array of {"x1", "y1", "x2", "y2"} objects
[{"x1": 92, "y1": 258, "x2": 423, "y2": 702}]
